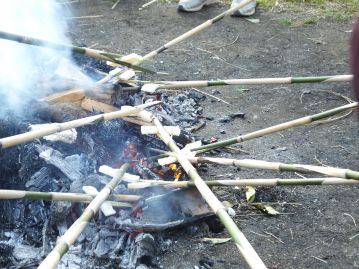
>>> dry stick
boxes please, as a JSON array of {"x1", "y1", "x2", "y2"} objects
[
  {"x1": 38, "y1": 164, "x2": 129, "y2": 269},
  {"x1": 146, "y1": 113, "x2": 267, "y2": 269},
  {"x1": 188, "y1": 157, "x2": 359, "y2": 180},
  {"x1": 0, "y1": 189, "x2": 140, "y2": 203},
  {"x1": 0, "y1": 101, "x2": 161, "y2": 149},
  {"x1": 192, "y1": 102, "x2": 358, "y2": 153},
  {"x1": 127, "y1": 177, "x2": 359, "y2": 189},
  {"x1": 139, "y1": 74, "x2": 353, "y2": 92},
  {"x1": 111, "y1": 0, "x2": 121, "y2": 9},
  {"x1": 99, "y1": 0, "x2": 256, "y2": 83},
  {"x1": 141, "y1": 0, "x2": 159, "y2": 8},
  {"x1": 0, "y1": 30, "x2": 155, "y2": 74}
]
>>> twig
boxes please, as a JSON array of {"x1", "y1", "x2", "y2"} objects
[
  {"x1": 111, "y1": 0, "x2": 121, "y2": 9},
  {"x1": 249, "y1": 231, "x2": 271, "y2": 238},
  {"x1": 141, "y1": 0, "x2": 159, "y2": 8},
  {"x1": 343, "y1": 213, "x2": 357, "y2": 227},
  {"x1": 207, "y1": 33, "x2": 240, "y2": 50},
  {"x1": 349, "y1": 233, "x2": 359, "y2": 241},
  {"x1": 192, "y1": 87, "x2": 230, "y2": 105},
  {"x1": 311, "y1": 256, "x2": 328, "y2": 264},
  {"x1": 263, "y1": 231, "x2": 284, "y2": 244},
  {"x1": 196, "y1": 47, "x2": 251, "y2": 72}
]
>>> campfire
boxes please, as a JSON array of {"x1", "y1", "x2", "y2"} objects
[{"x1": 0, "y1": 1, "x2": 358, "y2": 269}]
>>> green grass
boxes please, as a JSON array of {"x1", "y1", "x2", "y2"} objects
[
  {"x1": 260, "y1": 0, "x2": 358, "y2": 22},
  {"x1": 222, "y1": 0, "x2": 358, "y2": 22}
]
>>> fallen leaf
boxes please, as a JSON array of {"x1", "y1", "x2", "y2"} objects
[
  {"x1": 254, "y1": 203, "x2": 280, "y2": 215},
  {"x1": 245, "y1": 186, "x2": 256, "y2": 203}
]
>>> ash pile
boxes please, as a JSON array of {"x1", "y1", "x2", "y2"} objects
[{"x1": 0, "y1": 52, "x2": 219, "y2": 269}]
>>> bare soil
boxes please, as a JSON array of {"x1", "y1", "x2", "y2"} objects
[{"x1": 69, "y1": 1, "x2": 359, "y2": 268}]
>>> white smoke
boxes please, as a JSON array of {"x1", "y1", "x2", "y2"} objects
[{"x1": 0, "y1": 0, "x2": 72, "y2": 115}]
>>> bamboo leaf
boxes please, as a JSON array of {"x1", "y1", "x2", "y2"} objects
[
  {"x1": 245, "y1": 186, "x2": 256, "y2": 203},
  {"x1": 254, "y1": 203, "x2": 280, "y2": 215},
  {"x1": 202, "y1": 237, "x2": 232, "y2": 244}
]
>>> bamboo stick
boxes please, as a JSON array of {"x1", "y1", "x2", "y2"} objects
[
  {"x1": 187, "y1": 157, "x2": 359, "y2": 180},
  {"x1": 0, "y1": 101, "x2": 161, "y2": 149},
  {"x1": 139, "y1": 74, "x2": 353, "y2": 92},
  {"x1": 142, "y1": 113, "x2": 267, "y2": 269},
  {"x1": 0, "y1": 189, "x2": 140, "y2": 203},
  {"x1": 0, "y1": 30, "x2": 155, "y2": 74},
  {"x1": 192, "y1": 102, "x2": 358, "y2": 153},
  {"x1": 38, "y1": 164, "x2": 129, "y2": 269},
  {"x1": 128, "y1": 177, "x2": 359, "y2": 189},
  {"x1": 99, "y1": 0, "x2": 255, "y2": 83}
]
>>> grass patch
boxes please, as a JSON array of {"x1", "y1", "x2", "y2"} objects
[
  {"x1": 222, "y1": 0, "x2": 358, "y2": 22},
  {"x1": 259, "y1": 0, "x2": 358, "y2": 22},
  {"x1": 278, "y1": 17, "x2": 293, "y2": 26}
]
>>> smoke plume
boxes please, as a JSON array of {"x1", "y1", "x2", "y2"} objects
[{"x1": 0, "y1": 0, "x2": 72, "y2": 116}]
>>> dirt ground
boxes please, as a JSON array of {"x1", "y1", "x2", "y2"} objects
[{"x1": 69, "y1": 1, "x2": 359, "y2": 268}]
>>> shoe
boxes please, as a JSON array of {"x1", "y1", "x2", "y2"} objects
[
  {"x1": 230, "y1": 0, "x2": 256, "y2": 17},
  {"x1": 178, "y1": 0, "x2": 216, "y2": 12}
]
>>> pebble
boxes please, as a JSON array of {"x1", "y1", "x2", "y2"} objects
[
  {"x1": 218, "y1": 116, "x2": 231, "y2": 123},
  {"x1": 205, "y1": 116, "x2": 214, "y2": 121},
  {"x1": 211, "y1": 90, "x2": 221, "y2": 95},
  {"x1": 229, "y1": 112, "x2": 245, "y2": 119}
]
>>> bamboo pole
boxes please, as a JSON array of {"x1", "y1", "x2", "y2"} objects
[
  {"x1": 128, "y1": 177, "x2": 359, "y2": 189},
  {"x1": 187, "y1": 157, "x2": 359, "y2": 180},
  {"x1": 38, "y1": 164, "x2": 129, "y2": 269},
  {"x1": 0, "y1": 101, "x2": 161, "y2": 149},
  {"x1": 0, "y1": 189, "x2": 140, "y2": 203},
  {"x1": 0, "y1": 30, "x2": 155, "y2": 74},
  {"x1": 139, "y1": 74, "x2": 353, "y2": 92},
  {"x1": 99, "y1": 0, "x2": 255, "y2": 83},
  {"x1": 192, "y1": 102, "x2": 358, "y2": 153},
  {"x1": 143, "y1": 112, "x2": 267, "y2": 269}
]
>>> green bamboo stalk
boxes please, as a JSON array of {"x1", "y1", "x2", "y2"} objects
[
  {"x1": 143, "y1": 113, "x2": 267, "y2": 269},
  {"x1": 0, "y1": 30, "x2": 155, "y2": 74},
  {"x1": 0, "y1": 189, "x2": 139, "y2": 203},
  {"x1": 128, "y1": 177, "x2": 359, "y2": 189},
  {"x1": 139, "y1": 74, "x2": 353, "y2": 92},
  {"x1": 38, "y1": 164, "x2": 129, "y2": 269},
  {"x1": 0, "y1": 101, "x2": 161, "y2": 149},
  {"x1": 98, "y1": 0, "x2": 255, "y2": 83},
  {"x1": 192, "y1": 102, "x2": 358, "y2": 153},
  {"x1": 188, "y1": 157, "x2": 359, "y2": 180}
]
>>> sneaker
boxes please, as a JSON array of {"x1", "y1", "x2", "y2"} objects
[
  {"x1": 178, "y1": 0, "x2": 216, "y2": 12},
  {"x1": 230, "y1": 0, "x2": 256, "y2": 17}
]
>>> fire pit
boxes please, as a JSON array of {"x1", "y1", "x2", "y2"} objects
[{"x1": 0, "y1": 1, "x2": 358, "y2": 269}]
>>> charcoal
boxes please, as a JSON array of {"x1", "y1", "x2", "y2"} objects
[
  {"x1": 109, "y1": 233, "x2": 128, "y2": 259},
  {"x1": 94, "y1": 239, "x2": 111, "y2": 258},
  {"x1": 120, "y1": 233, "x2": 157, "y2": 269},
  {"x1": 37, "y1": 145, "x2": 83, "y2": 182},
  {"x1": 13, "y1": 244, "x2": 41, "y2": 262},
  {"x1": 25, "y1": 167, "x2": 52, "y2": 190},
  {"x1": 59, "y1": 250, "x2": 83, "y2": 269},
  {"x1": 188, "y1": 90, "x2": 206, "y2": 101}
]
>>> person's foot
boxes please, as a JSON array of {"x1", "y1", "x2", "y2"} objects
[
  {"x1": 230, "y1": 0, "x2": 256, "y2": 17},
  {"x1": 178, "y1": 0, "x2": 216, "y2": 12}
]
